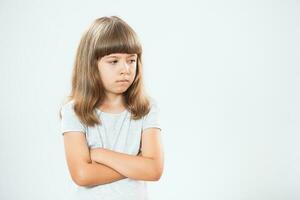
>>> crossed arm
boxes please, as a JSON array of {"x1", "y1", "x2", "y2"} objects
[
  {"x1": 90, "y1": 128, "x2": 164, "y2": 181},
  {"x1": 63, "y1": 128, "x2": 164, "y2": 187}
]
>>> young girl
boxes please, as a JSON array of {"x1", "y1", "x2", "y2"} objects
[{"x1": 59, "y1": 16, "x2": 164, "y2": 200}]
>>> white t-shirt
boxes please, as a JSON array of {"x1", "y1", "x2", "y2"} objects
[{"x1": 60, "y1": 98, "x2": 162, "y2": 200}]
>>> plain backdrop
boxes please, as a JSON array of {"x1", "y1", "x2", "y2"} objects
[{"x1": 0, "y1": 0, "x2": 299, "y2": 200}]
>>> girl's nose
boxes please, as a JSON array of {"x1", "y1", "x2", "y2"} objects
[{"x1": 121, "y1": 61, "x2": 130, "y2": 73}]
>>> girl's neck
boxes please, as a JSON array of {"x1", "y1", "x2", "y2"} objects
[{"x1": 99, "y1": 92, "x2": 126, "y2": 112}]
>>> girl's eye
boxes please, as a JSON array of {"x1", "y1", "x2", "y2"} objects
[
  {"x1": 109, "y1": 60, "x2": 118, "y2": 64},
  {"x1": 108, "y1": 59, "x2": 136, "y2": 65}
]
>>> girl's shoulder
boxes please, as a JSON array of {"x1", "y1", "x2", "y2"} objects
[
  {"x1": 60, "y1": 99, "x2": 76, "y2": 115},
  {"x1": 62, "y1": 99, "x2": 75, "y2": 107}
]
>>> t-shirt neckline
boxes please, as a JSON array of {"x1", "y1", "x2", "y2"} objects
[{"x1": 95, "y1": 108, "x2": 127, "y2": 116}]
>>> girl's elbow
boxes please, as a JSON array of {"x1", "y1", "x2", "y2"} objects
[
  {"x1": 72, "y1": 169, "x2": 89, "y2": 186},
  {"x1": 74, "y1": 176, "x2": 87, "y2": 186},
  {"x1": 154, "y1": 170, "x2": 163, "y2": 181},
  {"x1": 150, "y1": 166, "x2": 163, "y2": 181}
]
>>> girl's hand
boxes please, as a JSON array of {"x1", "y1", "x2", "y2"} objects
[
  {"x1": 90, "y1": 147, "x2": 104, "y2": 163},
  {"x1": 89, "y1": 148, "x2": 95, "y2": 161}
]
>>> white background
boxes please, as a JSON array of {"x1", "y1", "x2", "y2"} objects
[{"x1": 0, "y1": 0, "x2": 299, "y2": 200}]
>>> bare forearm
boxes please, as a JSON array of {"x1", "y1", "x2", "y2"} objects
[
  {"x1": 80, "y1": 160, "x2": 127, "y2": 186},
  {"x1": 91, "y1": 148, "x2": 159, "y2": 181}
]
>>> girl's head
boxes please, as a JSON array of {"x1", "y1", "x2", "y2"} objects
[{"x1": 60, "y1": 16, "x2": 151, "y2": 126}]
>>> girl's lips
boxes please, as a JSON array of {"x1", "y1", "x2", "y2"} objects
[
  {"x1": 116, "y1": 80, "x2": 129, "y2": 82},
  {"x1": 116, "y1": 80, "x2": 129, "y2": 84}
]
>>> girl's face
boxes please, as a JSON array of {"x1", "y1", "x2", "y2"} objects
[{"x1": 97, "y1": 53, "x2": 137, "y2": 94}]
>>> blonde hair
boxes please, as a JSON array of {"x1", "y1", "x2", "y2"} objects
[{"x1": 59, "y1": 16, "x2": 150, "y2": 127}]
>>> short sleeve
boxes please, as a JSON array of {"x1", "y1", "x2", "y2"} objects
[
  {"x1": 60, "y1": 102, "x2": 87, "y2": 135},
  {"x1": 142, "y1": 98, "x2": 162, "y2": 132}
]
